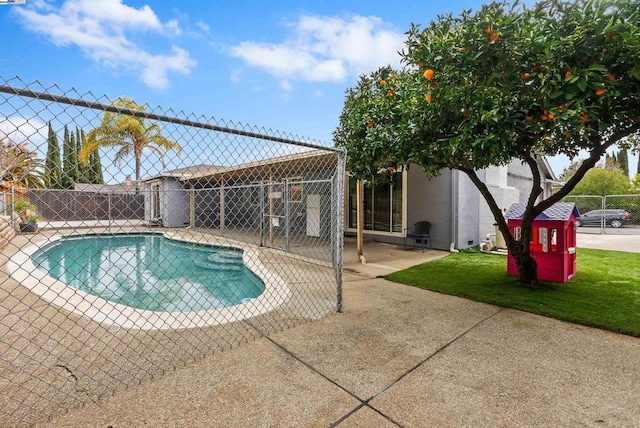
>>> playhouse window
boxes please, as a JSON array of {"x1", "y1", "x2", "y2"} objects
[
  {"x1": 513, "y1": 226, "x2": 521, "y2": 240},
  {"x1": 550, "y1": 229, "x2": 558, "y2": 252},
  {"x1": 539, "y1": 227, "x2": 548, "y2": 253}
]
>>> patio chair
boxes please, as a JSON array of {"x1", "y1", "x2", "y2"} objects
[{"x1": 404, "y1": 221, "x2": 432, "y2": 250}]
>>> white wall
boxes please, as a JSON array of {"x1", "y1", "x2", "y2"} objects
[{"x1": 162, "y1": 178, "x2": 189, "y2": 227}]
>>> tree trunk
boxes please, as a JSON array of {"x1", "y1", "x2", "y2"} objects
[
  {"x1": 509, "y1": 240, "x2": 538, "y2": 285},
  {"x1": 135, "y1": 156, "x2": 141, "y2": 194}
]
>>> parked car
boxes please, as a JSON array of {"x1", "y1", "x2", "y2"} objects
[{"x1": 575, "y1": 209, "x2": 632, "y2": 228}]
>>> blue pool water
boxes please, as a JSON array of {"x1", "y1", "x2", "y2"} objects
[{"x1": 31, "y1": 234, "x2": 265, "y2": 312}]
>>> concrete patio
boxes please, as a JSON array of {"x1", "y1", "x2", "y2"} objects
[{"x1": 40, "y1": 234, "x2": 640, "y2": 427}]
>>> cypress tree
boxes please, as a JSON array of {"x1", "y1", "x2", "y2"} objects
[
  {"x1": 89, "y1": 148, "x2": 104, "y2": 184},
  {"x1": 62, "y1": 125, "x2": 73, "y2": 189},
  {"x1": 75, "y1": 127, "x2": 89, "y2": 183},
  {"x1": 44, "y1": 122, "x2": 62, "y2": 188},
  {"x1": 71, "y1": 131, "x2": 79, "y2": 183},
  {"x1": 618, "y1": 148, "x2": 629, "y2": 178}
]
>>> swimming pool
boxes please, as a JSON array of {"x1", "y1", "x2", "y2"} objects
[
  {"x1": 31, "y1": 233, "x2": 264, "y2": 312},
  {"x1": 8, "y1": 232, "x2": 290, "y2": 329}
]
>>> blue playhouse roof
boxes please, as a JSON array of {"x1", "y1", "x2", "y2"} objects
[{"x1": 505, "y1": 202, "x2": 580, "y2": 221}]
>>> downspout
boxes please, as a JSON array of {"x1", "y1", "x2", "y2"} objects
[{"x1": 450, "y1": 170, "x2": 459, "y2": 253}]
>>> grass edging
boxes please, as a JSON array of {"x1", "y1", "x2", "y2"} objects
[{"x1": 385, "y1": 248, "x2": 640, "y2": 337}]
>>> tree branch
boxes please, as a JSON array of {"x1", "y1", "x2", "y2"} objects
[{"x1": 541, "y1": 123, "x2": 640, "y2": 208}]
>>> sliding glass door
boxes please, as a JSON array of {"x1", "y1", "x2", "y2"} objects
[{"x1": 347, "y1": 173, "x2": 403, "y2": 234}]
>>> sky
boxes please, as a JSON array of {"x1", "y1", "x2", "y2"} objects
[{"x1": 0, "y1": 0, "x2": 637, "y2": 182}]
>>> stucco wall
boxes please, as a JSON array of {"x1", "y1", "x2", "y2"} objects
[
  {"x1": 162, "y1": 179, "x2": 189, "y2": 228},
  {"x1": 506, "y1": 159, "x2": 534, "y2": 203},
  {"x1": 405, "y1": 167, "x2": 453, "y2": 250},
  {"x1": 456, "y1": 170, "x2": 482, "y2": 249}
]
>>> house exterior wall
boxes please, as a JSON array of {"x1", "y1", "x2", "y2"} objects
[
  {"x1": 506, "y1": 159, "x2": 534, "y2": 203},
  {"x1": 478, "y1": 162, "x2": 522, "y2": 242},
  {"x1": 162, "y1": 178, "x2": 189, "y2": 227},
  {"x1": 405, "y1": 167, "x2": 453, "y2": 250},
  {"x1": 457, "y1": 170, "x2": 482, "y2": 249}
]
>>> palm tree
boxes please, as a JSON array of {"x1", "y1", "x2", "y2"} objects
[
  {"x1": 1, "y1": 133, "x2": 44, "y2": 189},
  {"x1": 80, "y1": 97, "x2": 182, "y2": 190}
]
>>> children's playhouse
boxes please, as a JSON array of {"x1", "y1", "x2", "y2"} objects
[{"x1": 505, "y1": 202, "x2": 580, "y2": 283}]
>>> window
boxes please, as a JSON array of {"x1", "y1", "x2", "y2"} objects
[
  {"x1": 513, "y1": 226, "x2": 521, "y2": 240},
  {"x1": 539, "y1": 227, "x2": 548, "y2": 252},
  {"x1": 347, "y1": 173, "x2": 403, "y2": 233},
  {"x1": 288, "y1": 177, "x2": 303, "y2": 203}
]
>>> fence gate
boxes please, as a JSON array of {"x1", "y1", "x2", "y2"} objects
[
  {"x1": 0, "y1": 76, "x2": 345, "y2": 426},
  {"x1": 563, "y1": 194, "x2": 640, "y2": 235}
]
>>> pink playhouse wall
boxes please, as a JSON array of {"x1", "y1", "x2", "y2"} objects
[{"x1": 506, "y1": 204, "x2": 579, "y2": 283}]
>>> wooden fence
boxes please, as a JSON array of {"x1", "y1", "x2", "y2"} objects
[{"x1": 26, "y1": 189, "x2": 145, "y2": 221}]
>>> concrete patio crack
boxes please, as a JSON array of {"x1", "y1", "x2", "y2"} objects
[
  {"x1": 359, "y1": 307, "x2": 506, "y2": 423},
  {"x1": 245, "y1": 306, "x2": 505, "y2": 427}
]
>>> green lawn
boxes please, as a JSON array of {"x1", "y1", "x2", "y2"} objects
[{"x1": 385, "y1": 248, "x2": 640, "y2": 337}]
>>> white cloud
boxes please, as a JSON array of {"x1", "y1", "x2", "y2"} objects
[
  {"x1": 14, "y1": 0, "x2": 195, "y2": 89},
  {"x1": 229, "y1": 69, "x2": 242, "y2": 83},
  {"x1": 280, "y1": 80, "x2": 293, "y2": 93},
  {"x1": 229, "y1": 14, "x2": 404, "y2": 85},
  {"x1": 196, "y1": 20, "x2": 211, "y2": 33},
  {"x1": 0, "y1": 116, "x2": 48, "y2": 157}
]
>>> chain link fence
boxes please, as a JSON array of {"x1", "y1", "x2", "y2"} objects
[
  {"x1": 563, "y1": 194, "x2": 640, "y2": 234},
  {"x1": 0, "y1": 76, "x2": 345, "y2": 426}
]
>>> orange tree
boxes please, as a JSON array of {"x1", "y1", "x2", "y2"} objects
[{"x1": 334, "y1": 0, "x2": 640, "y2": 284}]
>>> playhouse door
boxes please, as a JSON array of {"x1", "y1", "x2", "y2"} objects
[{"x1": 567, "y1": 223, "x2": 576, "y2": 277}]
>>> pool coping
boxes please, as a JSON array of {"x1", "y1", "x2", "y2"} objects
[{"x1": 7, "y1": 231, "x2": 291, "y2": 330}]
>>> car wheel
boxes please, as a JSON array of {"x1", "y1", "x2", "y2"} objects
[
  {"x1": 610, "y1": 219, "x2": 623, "y2": 228},
  {"x1": 576, "y1": 219, "x2": 583, "y2": 227}
]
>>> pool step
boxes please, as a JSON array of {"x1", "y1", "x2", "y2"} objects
[{"x1": 194, "y1": 253, "x2": 242, "y2": 271}]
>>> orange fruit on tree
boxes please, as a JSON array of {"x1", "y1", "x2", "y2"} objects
[
  {"x1": 485, "y1": 26, "x2": 492, "y2": 34},
  {"x1": 490, "y1": 33, "x2": 500, "y2": 42},
  {"x1": 367, "y1": 121, "x2": 374, "y2": 128},
  {"x1": 522, "y1": 72, "x2": 531, "y2": 80},
  {"x1": 541, "y1": 114, "x2": 548, "y2": 121},
  {"x1": 525, "y1": 116, "x2": 533, "y2": 122},
  {"x1": 547, "y1": 112, "x2": 555, "y2": 120},
  {"x1": 596, "y1": 88, "x2": 606, "y2": 96},
  {"x1": 580, "y1": 114, "x2": 588, "y2": 123},
  {"x1": 607, "y1": 73, "x2": 615, "y2": 81},
  {"x1": 380, "y1": 80, "x2": 387, "y2": 86},
  {"x1": 386, "y1": 90, "x2": 394, "y2": 98},
  {"x1": 423, "y1": 69, "x2": 435, "y2": 80},
  {"x1": 425, "y1": 93, "x2": 433, "y2": 103},
  {"x1": 565, "y1": 71, "x2": 572, "y2": 79}
]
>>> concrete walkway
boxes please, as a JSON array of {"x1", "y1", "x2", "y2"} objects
[{"x1": 43, "y1": 235, "x2": 640, "y2": 427}]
